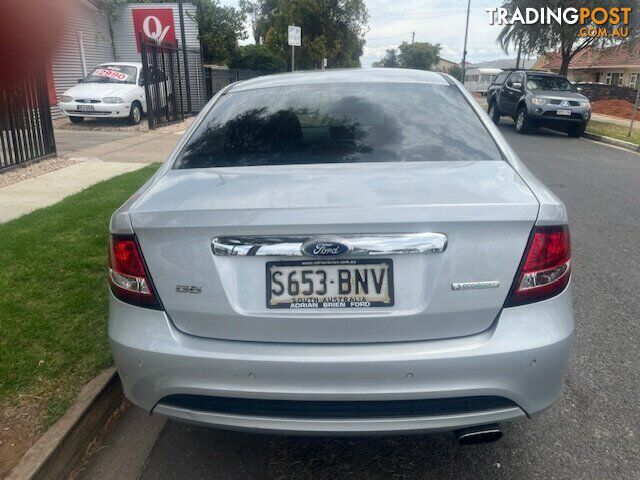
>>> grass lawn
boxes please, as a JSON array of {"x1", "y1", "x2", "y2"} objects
[
  {"x1": 0, "y1": 164, "x2": 158, "y2": 428},
  {"x1": 586, "y1": 120, "x2": 640, "y2": 145}
]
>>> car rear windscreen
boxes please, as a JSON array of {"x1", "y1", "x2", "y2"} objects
[{"x1": 174, "y1": 83, "x2": 503, "y2": 169}]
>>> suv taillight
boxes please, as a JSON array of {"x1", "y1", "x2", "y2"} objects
[
  {"x1": 109, "y1": 235, "x2": 162, "y2": 309},
  {"x1": 506, "y1": 226, "x2": 571, "y2": 307}
]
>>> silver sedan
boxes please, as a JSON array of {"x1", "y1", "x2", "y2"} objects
[{"x1": 108, "y1": 69, "x2": 573, "y2": 444}]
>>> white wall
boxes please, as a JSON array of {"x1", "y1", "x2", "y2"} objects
[{"x1": 50, "y1": 0, "x2": 116, "y2": 118}]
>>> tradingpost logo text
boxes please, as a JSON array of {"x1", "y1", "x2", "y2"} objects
[{"x1": 487, "y1": 6, "x2": 633, "y2": 38}]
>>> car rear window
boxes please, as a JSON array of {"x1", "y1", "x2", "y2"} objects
[{"x1": 174, "y1": 83, "x2": 502, "y2": 169}]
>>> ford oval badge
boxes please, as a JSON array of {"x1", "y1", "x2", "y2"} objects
[{"x1": 301, "y1": 239, "x2": 352, "y2": 257}]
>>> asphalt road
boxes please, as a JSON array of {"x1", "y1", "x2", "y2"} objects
[{"x1": 78, "y1": 122, "x2": 640, "y2": 480}]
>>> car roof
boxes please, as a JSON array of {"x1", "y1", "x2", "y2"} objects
[
  {"x1": 228, "y1": 68, "x2": 450, "y2": 92},
  {"x1": 97, "y1": 62, "x2": 142, "y2": 68}
]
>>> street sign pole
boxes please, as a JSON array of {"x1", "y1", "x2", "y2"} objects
[{"x1": 288, "y1": 25, "x2": 301, "y2": 72}]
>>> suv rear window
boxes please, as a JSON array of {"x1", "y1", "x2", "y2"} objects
[{"x1": 174, "y1": 83, "x2": 502, "y2": 169}]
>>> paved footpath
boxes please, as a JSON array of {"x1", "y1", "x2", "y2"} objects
[{"x1": 0, "y1": 126, "x2": 185, "y2": 223}]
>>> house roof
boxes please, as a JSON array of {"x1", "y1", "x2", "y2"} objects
[
  {"x1": 539, "y1": 44, "x2": 640, "y2": 70},
  {"x1": 470, "y1": 58, "x2": 536, "y2": 70}
]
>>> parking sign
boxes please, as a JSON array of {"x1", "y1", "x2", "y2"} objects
[{"x1": 288, "y1": 26, "x2": 301, "y2": 46}]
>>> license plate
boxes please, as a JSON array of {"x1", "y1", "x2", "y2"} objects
[
  {"x1": 266, "y1": 259, "x2": 394, "y2": 309},
  {"x1": 556, "y1": 109, "x2": 572, "y2": 116},
  {"x1": 77, "y1": 105, "x2": 94, "y2": 112}
]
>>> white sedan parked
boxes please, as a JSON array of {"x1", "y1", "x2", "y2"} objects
[{"x1": 58, "y1": 62, "x2": 146, "y2": 125}]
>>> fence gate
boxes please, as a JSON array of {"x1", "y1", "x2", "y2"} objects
[
  {"x1": 0, "y1": 67, "x2": 56, "y2": 171},
  {"x1": 139, "y1": 35, "x2": 208, "y2": 129}
]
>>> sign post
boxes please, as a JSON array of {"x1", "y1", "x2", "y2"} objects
[{"x1": 288, "y1": 25, "x2": 301, "y2": 72}]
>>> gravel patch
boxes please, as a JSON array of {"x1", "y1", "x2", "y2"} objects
[
  {"x1": 54, "y1": 117, "x2": 149, "y2": 133},
  {"x1": 0, "y1": 157, "x2": 78, "y2": 189},
  {"x1": 53, "y1": 116, "x2": 195, "y2": 134}
]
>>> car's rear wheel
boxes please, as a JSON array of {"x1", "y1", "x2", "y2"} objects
[
  {"x1": 69, "y1": 116, "x2": 84, "y2": 124},
  {"x1": 566, "y1": 124, "x2": 586, "y2": 138},
  {"x1": 128, "y1": 102, "x2": 142, "y2": 125},
  {"x1": 488, "y1": 102, "x2": 501, "y2": 124},
  {"x1": 514, "y1": 107, "x2": 531, "y2": 134}
]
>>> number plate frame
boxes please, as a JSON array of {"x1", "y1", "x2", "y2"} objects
[
  {"x1": 556, "y1": 108, "x2": 572, "y2": 116},
  {"x1": 77, "y1": 104, "x2": 95, "y2": 112},
  {"x1": 266, "y1": 258, "x2": 394, "y2": 309}
]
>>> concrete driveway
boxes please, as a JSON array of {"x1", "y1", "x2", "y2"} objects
[
  {"x1": 54, "y1": 129, "x2": 136, "y2": 156},
  {"x1": 77, "y1": 122, "x2": 640, "y2": 480}
]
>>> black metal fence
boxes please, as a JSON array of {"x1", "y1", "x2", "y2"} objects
[
  {"x1": 0, "y1": 67, "x2": 56, "y2": 171},
  {"x1": 208, "y1": 68, "x2": 274, "y2": 96},
  {"x1": 139, "y1": 36, "x2": 208, "y2": 129}
]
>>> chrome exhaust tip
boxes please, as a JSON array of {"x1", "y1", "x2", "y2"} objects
[{"x1": 455, "y1": 423, "x2": 503, "y2": 445}]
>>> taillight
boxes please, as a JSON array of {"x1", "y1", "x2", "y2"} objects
[
  {"x1": 109, "y1": 235, "x2": 162, "y2": 309},
  {"x1": 506, "y1": 226, "x2": 571, "y2": 307}
]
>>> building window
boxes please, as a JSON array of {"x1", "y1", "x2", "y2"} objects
[
  {"x1": 605, "y1": 72, "x2": 624, "y2": 86},
  {"x1": 630, "y1": 73, "x2": 638, "y2": 89}
]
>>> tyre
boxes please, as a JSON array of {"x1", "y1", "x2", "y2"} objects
[
  {"x1": 488, "y1": 102, "x2": 501, "y2": 124},
  {"x1": 69, "y1": 116, "x2": 84, "y2": 124},
  {"x1": 128, "y1": 102, "x2": 142, "y2": 125},
  {"x1": 514, "y1": 107, "x2": 531, "y2": 134},
  {"x1": 566, "y1": 124, "x2": 586, "y2": 138}
]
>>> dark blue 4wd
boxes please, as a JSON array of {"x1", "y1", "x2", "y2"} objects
[{"x1": 487, "y1": 70, "x2": 591, "y2": 138}]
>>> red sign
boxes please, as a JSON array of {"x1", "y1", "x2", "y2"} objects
[{"x1": 132, "y1": 8, "x2": 176, "y2": 52}]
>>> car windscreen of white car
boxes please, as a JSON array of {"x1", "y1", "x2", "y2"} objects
[
  {"x1": 174, "y1": 82, "x2": 503, "y2": 169},
  {"x1": 84, "y1": 65, "x2": 137, "y2": 84}
]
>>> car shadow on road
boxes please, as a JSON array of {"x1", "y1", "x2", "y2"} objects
[
  {"x1": 496, "y1": 120, "x2": 571, "y2": 139},
  {"x1": 139, "y1": 420, "x2": 537, "y2": 480}
]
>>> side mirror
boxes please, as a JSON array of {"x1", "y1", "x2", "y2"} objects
[
  {"x1": 512, "y1": 82, "x2": 522, "y2": 89},
  {"x1": 77, "y1": 78, "x2": 83, "y2": 84}
]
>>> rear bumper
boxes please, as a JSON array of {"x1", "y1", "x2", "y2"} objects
[
  {"x1": 109, "y1": 283, "x2": 574, "y2": 434},
  {"x1": 153, "y1": 402, "x2": 525, "y2": 435}
]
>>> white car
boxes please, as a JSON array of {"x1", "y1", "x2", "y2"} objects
[{"x1": 58, "y1": 62, "x2": 146, "y2": 125}]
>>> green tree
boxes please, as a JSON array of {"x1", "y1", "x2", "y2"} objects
[
  {"x1": 241, "y1": 0, "x2": 368, "y2": 70},
  {"x1": 228, "y1": 44, "x2": 286, "y2": 71},
  {"x1": 397, "y1": 42, "x2": 441, "y2": 70},
  {"x1": 190, "y1": 0, "x2": 247, "y2": 64},
  {"x1": 496, "y1": 0, "x2": 639, "y2": 76},
  {"x1": 372, "y1": 48, "x2": 399, "y2": 67},
  {"x1": 447, "y1": 64, "x2": 463, "y2": 81}
]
